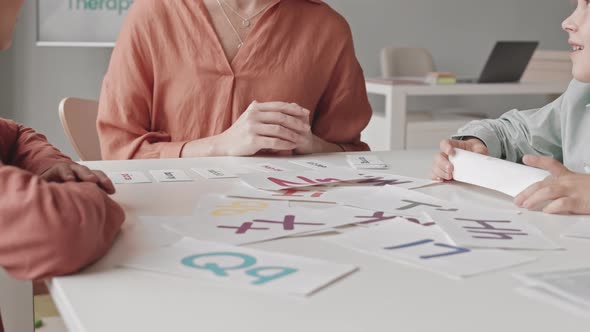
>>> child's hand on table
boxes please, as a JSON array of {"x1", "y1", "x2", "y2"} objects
[{"x1": 515, "y1": 155, "x2": 590, "y2": 214}]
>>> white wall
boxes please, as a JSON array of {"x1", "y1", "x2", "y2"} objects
[
  {"x1": 4, "y1": 0, "x2": 111, "y2": 157},
  {"x1": 0, "y1": 45, "x2": 13, "y2": 119},
  {"x1": 325, "y1": 0, "x2": 572, "y2": 118},
  {"x1": 0, "y1": 0, "x2": 573, "y2": 157}
]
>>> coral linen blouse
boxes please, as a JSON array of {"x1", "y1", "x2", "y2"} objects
[{"x1": 98, "y1": 0, "x2": 372, "y2": 159}]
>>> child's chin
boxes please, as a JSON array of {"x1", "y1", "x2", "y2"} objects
[{"x1": 572, "y1": 67, "x2": 590, "y2": 83}]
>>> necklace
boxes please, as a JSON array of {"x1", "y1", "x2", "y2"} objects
[
  {"x1": 216, "y1": 0, "x2": 244, "y2": 49},
  {"x1": 219, "y1": 0, "x2": 273, "y2": 28}
]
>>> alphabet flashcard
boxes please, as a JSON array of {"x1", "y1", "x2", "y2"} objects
[
  {"x1": 120, "y1": 238, "x2": 358, "y2": 296},
  {"x1": 328, "y1": 219, "x2": 535, "y2": 278}
]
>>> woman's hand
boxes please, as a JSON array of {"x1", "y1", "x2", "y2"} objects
[
  {"x1": 431, "y1": 138, "x2": 488, "y2": 181},
  {"x1": 40, "y1": 162, "x2": 116, "y2": 194},
  {"x1": 182, "y1": 101, "x2": 343, "y2": 157},
  {"x1": 214, "y1": 101, "x2": 310, "y2": 156},
  {"x1": 515, "y1": 155, "x2": 590, "y2": 214}
]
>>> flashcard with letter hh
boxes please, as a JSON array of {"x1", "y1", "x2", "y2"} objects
[
  {"x1": 328, "y1": 219, "x2": 535, "y2": 278},
  {"x1": 149, "y1": 170, "x2": 193, "y2": 182},
  {"x1": 107, "y1": 171, "x2": 152, "y2": 184},
  {"x1": 239, "y1": 168, "x2": 368, "y2": 191},
  {"x1": 192, "y1": 168, "x2": 238, "y2": 179},
  {"x1": 426, "y1": 208, "x2": 561, "y2": 250},
  {"x1": 120, "y1": 238, "x2": 357, "y2": 296}
]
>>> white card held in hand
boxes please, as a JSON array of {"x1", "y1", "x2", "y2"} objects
[
  {"x1": 149, "y1": 169, "x2": 193, "y2": 182},
  {"x1": 289, "y1": 159, "x2": 335, "y2": 170},
  {"x1": 328, "y1": 220, "x2": 535, "y2": 278},
  {"x1": 426, "y1": 208, "x2": 561, "y2": 250},
  {"x1": 121, "y1": 238, "x2": 357, "y2": 296},
  {"x1": 192, "y1": 168, "x2": 238, "y2": 179},
  {"x1": 239, "y1": 168, "x2": 367, "y2": 191},
  {"x1": 247, "y1": 163, "x2": 292, "y2": 173},
  {"x1": 449, "y1": 149, "x2": 550, "y2": 197},
  {"x1": 347, "y1": 155, "x2": 388, "y2": 169},
  {"x1": 107, "y1": 171, "x2": 152, "y2": 184}
]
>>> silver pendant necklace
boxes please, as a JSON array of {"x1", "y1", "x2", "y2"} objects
[
  {"x1": 216, "y1": 0, "x2": 244, "y2": 49},
  {"x1": 220, "y1": 0, "x2": 273, "y2": 28}
]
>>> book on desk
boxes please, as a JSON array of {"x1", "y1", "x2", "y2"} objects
[{"x1": 367, "y1": 72, "x2": 457, "y2": 86}]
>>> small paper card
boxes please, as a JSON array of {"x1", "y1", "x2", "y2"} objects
[
  {"x1": 161, "y1": 196, "x2": 366, "y2": 245},
  {"x1": 328, "y1": 220, "x2": 535, "y2": 278},
  {"x1": 449, "y1": 149, "x2": 550, "y2": 197},
  {"x1": 192, "y1": 168, "x2": 238, "y2": 179},
  {"x1": 426, "y1": 208, "x2": 561, "y2": 250},
  {"x1": 346, "y1": 155, "x2": 388, "y2": 170},
  {"x1": 107, "y1": 171, "x2": 152, "y2": 184},
  {"x1": 247, "y1": 163, "x2": 292, "y2": 173},
  {"x1": 345, "y1": 172, "x2": 438, "y2": 189},
  {"x1": 120, "y1": 238, "x2": 358, "y2": 296},
  {"x1": 562, "y1": 220, "x2": 590, "y2": 240},
  {"x1": 334, "y1": 186, "x2": 463, "y2": 219},
  {"x1": 228, "y1": 185, "x2": 343, "y2": 203},
  {"x1": 149, "y1": 170, "x2": 193, "y2": 182},
  {"x1": 516, "y1": 267, "x2": 590, "y2": 309},
  {"x1": 516, "y1": 285, "x2": 590, "y2": 319},
  {"x1": 239, "y1": 168, "x2": 367, "y2": 191},
  {"x1": 195, "y1": 195, "x2": 289, "y2": 215},
  {"x1": 289, "y1": 159, "x2": 335, "y2": 170}
]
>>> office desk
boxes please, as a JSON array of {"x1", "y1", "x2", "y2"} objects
[
  {"x1": 365, "y1": 80, "x2": 570, "y2": 150},
  {"x1": 48, "y1": 151, "x2": 590, "y2": 332}
]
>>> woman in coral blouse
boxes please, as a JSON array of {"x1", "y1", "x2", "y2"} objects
[{"x1": 98, "y1": 0, "x2": 372, "y2": 159}]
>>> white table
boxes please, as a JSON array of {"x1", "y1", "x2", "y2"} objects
[
  {"x1": 365, "y1": 80, "x2": 570, "y2": 150},
  {"x1": 48, "y1": 151, "x2": 590, "y2": 332}
]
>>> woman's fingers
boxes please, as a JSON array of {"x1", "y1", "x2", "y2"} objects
[
  {"x1": 250, "y1": 101, "x2": 310, "y2": 119},
  {"x1": 255, "y1": 124, "x2": 302, "y2": 144},
  {"x1": 254, "y1": 136, "x2": 297, "y2": 151},
  {"x1": 255, "y1": 111, "x2": 309, "y2": 133}
]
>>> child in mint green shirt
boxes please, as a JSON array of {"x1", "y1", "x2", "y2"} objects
[{"x1": 432, "y1": 0, "x2": 590, "y2": 215}]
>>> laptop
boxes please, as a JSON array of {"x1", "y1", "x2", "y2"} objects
[{"x1": 458, "y1": 41, "x2": 539, "y2": 83}]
